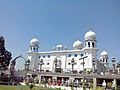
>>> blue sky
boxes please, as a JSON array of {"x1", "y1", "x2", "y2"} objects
[{"x1": 0, "y1": 0, "x2": 120, "y2": 69}]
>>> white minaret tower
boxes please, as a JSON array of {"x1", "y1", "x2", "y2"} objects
[
  {"x1": 100, "y1": 51, "x2": 109, "y2": 68},
  {"x1": 29, "y1": 37, "x2": 39, "y2": 52},
  {"x1": 28, "y1": 37, "x2": 39, "y2": 71},
  {"x1": 84, "y1": 27, "x2": 97, "y2": 58},
  {"x1": 83, "y1": 27, "x2": 97, "y2": 71}
]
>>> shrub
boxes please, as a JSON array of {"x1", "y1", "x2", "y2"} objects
[
  {"x1": 25, "y1": 81, "x2": 29, "y2": 86},
  {"x1": 107, "y1": 82, "x2": 112, "y2": 89},
  {"x1": 29, "y1": 83, "x2": 34, "y2": 90}
]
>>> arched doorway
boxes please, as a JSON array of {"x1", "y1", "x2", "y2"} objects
[
  {"x1": 54, "y1": 56, "x2": 62, "y2": 73},
  {"x1": 9, "y1": 55, "x2": 26, "y2": 84},
  {"x1": 10, "y1": 55, "x2": 26, "y2": 71}
]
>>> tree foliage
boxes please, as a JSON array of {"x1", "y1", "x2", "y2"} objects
[{"x1": 0, "y1": 36, "x2": 12, "y2": 70}]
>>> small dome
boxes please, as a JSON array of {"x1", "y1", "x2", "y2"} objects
[
  {"x1": 56, "y1": 44, "x2": 64, "y2": 50},
  {"x1": 100, "y1": 51, "x2": 108, "y2": 56},
  {"x1": 73, "y1": 40, "x2": 82, "y2": 50},
  {"x1": 85, "y1": 30, "x2": 96, "y2": 41},
  {"x1": 30, "y1": 37, "x2": 39, "y2": 46},
  {"x1": 56, "y1": 44, "x2": 63, "y2": 48}
]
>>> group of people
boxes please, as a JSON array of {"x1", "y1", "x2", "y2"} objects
[
  {"x1": 102, "y1": 80, "x2": 116, "y2": 90},
  {"x1": 46, "y1": 78, "x2": 79, "y2": 87}
]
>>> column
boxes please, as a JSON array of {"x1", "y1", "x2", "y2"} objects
[
  {"x1": 38, "y1": 75, "x2": 41, "y2": 83},
  {"x1": 93, "y1": 78, "x2": 96, "y2": 90},
  {"x1": 114, "y1": 79, "x2": 117, "y2": 90}
]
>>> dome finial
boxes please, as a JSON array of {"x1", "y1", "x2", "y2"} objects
[
  {"x1": 77, "y1": 36, "x2": 80, "y2": 40},
  {"x1": 35, "y1": 35, "x2": 37, "y2": 38},
  {"x1": 34, "y1": 35, "x2": 38, "y2": 39},
  {"x1": 88, "y1": 26, "x2": 92, "y2": 31}
]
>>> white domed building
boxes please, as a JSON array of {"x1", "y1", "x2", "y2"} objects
[
  {"x1": 28, "y1": 37, "x2": 39, "y2": 70},
  {"x1": 27, "y1": 30, "x2": 108, "y2": 74}
]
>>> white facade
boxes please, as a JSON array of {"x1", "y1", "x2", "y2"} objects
[{"x1": 27, "y1": 30, "x2": 108, "y2": 74}]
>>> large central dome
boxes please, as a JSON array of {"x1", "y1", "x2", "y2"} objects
[{"x1": 85, "y1": 30, "x2": 96, "y2": 41}]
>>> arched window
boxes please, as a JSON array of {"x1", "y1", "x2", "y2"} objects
[
  {"x1": 106, "y1": 59, "x2": 107, "y2": 62},
  {"x1": 81, "y1": 53, "x2": 84, "y2": 57},
  {"x1": 74, "y1": 54, "x2": 77, "y2": 57},
  {"x1": 47, "y1": 63, "x2": 49, "y2": 65},
  {"x1": 68, "y1": 62, "x2": 71, "y2": 65},
  {"x1": 88, "y1": 42, "x2": 90, "y2": 47},
  {"x1": 103, "y1": 59, "x2": 104, "y2": 62},
  {"x1": 43, "y1": 55, "x2": 45, "y2": 58},
  {"x1": 48, "y1": 55, "x2": 50, "y2": 58},
  {"x1": 33, "y1": 47, "x2": 35, "y2": 52},
  {"x1": 39, "y1": 56, "x2": 41, "y2": 58},
  {"x1": 92, "y1": 42, "x2": 94, "y2": 48},
  {"x1": 68, "y1": 54, "x2": 71, "y2": 57}
]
